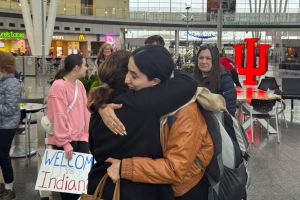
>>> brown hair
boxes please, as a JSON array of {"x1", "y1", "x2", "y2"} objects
[
  {"x1": 88, "y1": 50, "x2": 130, "y2": 110},
  {"x1": 144, "y1": 35, "x2": 165, "y2": 46},
  {"x1": 0, "y1": 51, "x2": 16, "y2": 73}
]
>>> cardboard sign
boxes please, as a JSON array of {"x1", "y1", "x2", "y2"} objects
[{"x1": 35, "y1": 149, "x2": 93, "y2": 194}]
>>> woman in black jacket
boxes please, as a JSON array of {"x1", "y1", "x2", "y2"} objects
[
  {"x1": 87, "y1": 46, "x2": 197, "y2": 200},
  {"x1": 193, "y1": 44, "x2": 237, "y2": 116}
]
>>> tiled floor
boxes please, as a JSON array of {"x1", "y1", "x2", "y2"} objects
[{"x1": 1, "y1": 68, "x2": 300, "y2": 200}]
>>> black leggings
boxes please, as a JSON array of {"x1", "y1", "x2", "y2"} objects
[
  {"x1": 0, "y1": 129, "x2": 16, "y2": 184},
  {"x1": 53, "y1": 141, "x2": 89, "y2": 200},
  {"x1": 175, "y1": 176, "x2": 209, "y2": 200}
]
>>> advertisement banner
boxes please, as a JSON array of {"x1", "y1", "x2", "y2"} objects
[
  {"x1": 207, "y1": 0, "x2": 220, "y2": 12},
  {"x1": 35, "y1": 149, "x2": 93, "y2": 194},
  {"x1": 207, "y1": 0, "x2": 236, "y2": 20}
]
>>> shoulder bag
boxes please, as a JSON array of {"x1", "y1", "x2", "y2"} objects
[{"x1": 80, "y1": 173, "x2": 120, "y2": 200}]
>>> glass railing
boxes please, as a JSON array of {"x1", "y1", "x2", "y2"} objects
[{"x1": 1, "y1": 2, "x2": 300, "y2": 24}]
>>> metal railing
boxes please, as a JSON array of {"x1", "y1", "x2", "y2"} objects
[{"x1": 1, "y1": 2, "x2": 300, "y2": 24}]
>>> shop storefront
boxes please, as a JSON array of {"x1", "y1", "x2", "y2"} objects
[
  {"x1": 50, "y1": 34, "x2": 97, "y2": 57},
  {"x1": 282, "y1": 39, "x2": 300, "y2": 63},
  {"x1": 0, "y1": 31, "x2": 30, "y2": 55}
]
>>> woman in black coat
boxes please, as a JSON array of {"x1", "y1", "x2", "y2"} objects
[
  {"x1": 193, "y1": 44, "x2": 237, "y2": 116},
  {"x1": 88, "y1": 46, "x2": 197, "y2": 200}
]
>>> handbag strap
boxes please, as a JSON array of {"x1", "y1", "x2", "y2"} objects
[
  {"x1": 93, "y1": 173, "x2": 120, "y2": 200},
  {"x1": 67, "y1": 80, "x2": 78, "y2": 113}
]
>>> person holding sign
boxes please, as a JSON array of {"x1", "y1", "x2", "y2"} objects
[
  {"x1": 87, "y1": 46, "x2": 197, "y2": 200},
  {"x1": 46, "y1": 54, "x2": 90, "y2": 200}
]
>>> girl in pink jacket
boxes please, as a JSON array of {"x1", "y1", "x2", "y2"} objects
[{"x1": 46, "y1": 54, "x2": 90, "y2": 200}]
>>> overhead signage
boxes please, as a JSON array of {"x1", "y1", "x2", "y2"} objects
[
  {"x1": 207, "y1": 0, "x2": 236, "y2": 12},
  {"x1": 233, "y1": 38, "x2": 270, "y2": 85},
  {"x1": 224, "y1": 21, "x2": 281, "y2": 26},
  {"x1": 52, "y1": 35, "x2": 64, "y2": 40},
  {"x1": 78, "y1": 34, "x2": 85, "y2": 41},
  {"x1": 35, "y1": 149, "x2": 93, "y2": 194},
  {"x1": 0, "y1": 31, "x2": 25, "y2": 39},
  {"x1": 188, "y1": 32, "x2": 217, "y2": 39},
  {"x1": 104, "y1": 34, "x2": 116, "y2": 45}
]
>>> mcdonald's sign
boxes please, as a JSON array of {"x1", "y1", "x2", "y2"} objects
[{"x1": 78, "y1": 34, "x2": 85, "y2": 41}]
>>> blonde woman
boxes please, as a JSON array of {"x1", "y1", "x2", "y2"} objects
[{"x1": 96, "y1": 43, "x2": 113, "y2": 67}]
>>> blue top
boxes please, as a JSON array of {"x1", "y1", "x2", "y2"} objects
[{"x1": 219, "y1": 71, "x2": 237, "y2": 116}]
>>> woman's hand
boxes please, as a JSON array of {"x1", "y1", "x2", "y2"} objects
[
  {"x1": 106, "y1": 158, "x2": 121, "y2": 183},
  {"x1": 98, "y1": 103, "x2": 126, "y2": 136},
  {"x1": 65, "y1": 149, "x2": 73, "y2": 161}
]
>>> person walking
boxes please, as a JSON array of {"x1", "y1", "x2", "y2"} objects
[{"x1": 219, "y1": 53, "x2": 242, "y2": 87}]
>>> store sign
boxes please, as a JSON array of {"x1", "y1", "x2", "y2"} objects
[
  {"x1": 188, "y1": 32, "x2": 216, "y2": 39},
  {"x1": 52, "y1": 35, "x2": 64, "y2": 40},
  {"x1": 233, "y1": 38, "x2": 270, "y2": 85},
  {"x1": 0, "y1": 31, "x2": 25, "y2": 39},
  {"x1": 78, "y1": 34, "x2": 85, "y2": 41},
  {"x1": 224, "y1": 21, "x2": 280, "y2": 26},
  {"x1": 104, "y1": 34, "x2": 116, "y2": 45}
]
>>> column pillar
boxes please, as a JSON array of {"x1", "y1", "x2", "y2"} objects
[
  {"x1": 120, "y1": 28, "x2": 127, "y2": 49},
  {"x1": 175, "y1": 30, "x2": 179, "y2": 58},
  {"x1": 20, "y1": 0, "x2": 36, "y2": 55},
  {"x1": 32, "y1": 0, "x2": 42, "y2": 55},
  {"x1": 217, "y1": 7, "x2": 223, "y2": 51},
  {"x1": 45, "y1": 0, "x2": 58, "y2": 54}
]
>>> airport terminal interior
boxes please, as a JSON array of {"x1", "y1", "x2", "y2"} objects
[{"x1": 0, "y1": 0, "x2": 300, "y2": 200}]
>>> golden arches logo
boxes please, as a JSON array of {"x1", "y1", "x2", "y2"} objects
[{"x1": 78, "y1": 34, "x2": 85, "y2": 41}]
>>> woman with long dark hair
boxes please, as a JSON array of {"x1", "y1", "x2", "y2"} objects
[
  {"x1": 193, "y1": 44, "x2": 237, "y2": 116},
  {"x1": 46, "y1": 54, "x2": 90, "y2": 200}
]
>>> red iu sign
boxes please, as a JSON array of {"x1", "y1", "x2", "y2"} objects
[{"x1": 233, "y1": 38, "x2": 270, "y2": 85}]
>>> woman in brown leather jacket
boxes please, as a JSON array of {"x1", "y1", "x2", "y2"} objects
[{"x1": 105, "y1": 101, "x2": 214, "y2": 199}]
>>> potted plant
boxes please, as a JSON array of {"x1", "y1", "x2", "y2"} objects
[{"x1": 80, "y1": 73, "x2": 102, "y2": 94}]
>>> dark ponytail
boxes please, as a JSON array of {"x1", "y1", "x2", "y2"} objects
[{"x1": 50, "y1": 54, "x2": 83, "y2": 85}]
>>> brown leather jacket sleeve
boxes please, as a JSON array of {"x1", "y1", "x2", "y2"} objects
[{"x1": 121, "y1": 102, "x2": 210, "y2": 184}]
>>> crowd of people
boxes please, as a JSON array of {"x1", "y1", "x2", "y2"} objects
[{"x1": 0, "y1": 34, "x2": 243, "y2": 200}]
